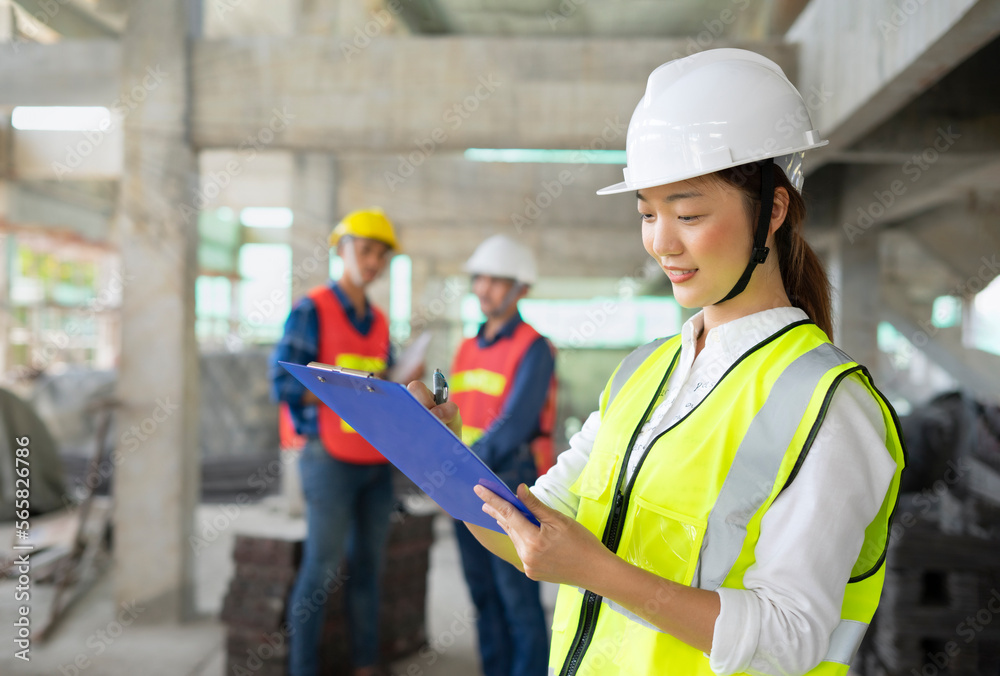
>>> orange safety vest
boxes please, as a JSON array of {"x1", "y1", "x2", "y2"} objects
[
  {"x1": 450, "y1": 320, "x2": 557, "y2": 475},
  {"x1": 279, "y1": 402, "x2": 306, "y2": 451},
  {"x1": 309, "y1": 285, "x2": 391, "y2": 464}
]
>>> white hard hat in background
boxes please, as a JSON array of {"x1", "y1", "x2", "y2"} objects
[
  {"x1": 598, "y1": 48, "x2": 828, "y2": 195},
  {"x1": 464, "y1": 234, "x2": 537, "y2": 286}
]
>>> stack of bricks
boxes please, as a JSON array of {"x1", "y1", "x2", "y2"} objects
[
  {"x1": 858, "y1": 496, "x2": 1000, "y2": 676},
  {"x1": 222, "y1": 511, "x2": 436, "y2": 675},
  {"x1": 224, "y1": 536, "x2": 300, "y2": 676}
]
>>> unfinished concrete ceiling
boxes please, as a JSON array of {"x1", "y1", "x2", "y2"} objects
[
  {"x1": 395, "y1": 0, "x2": 809, "y2": 38},
  {"x1": 2, "y1": 0, "x2": 998, "y2": 312},
  {"x1": 805, "y1": 28, "x2": 1000, "y2": 317}
]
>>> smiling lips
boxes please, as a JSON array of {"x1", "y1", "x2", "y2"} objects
[{"x1": 665, "y1": 268, "x2": 697, "y2": 283}]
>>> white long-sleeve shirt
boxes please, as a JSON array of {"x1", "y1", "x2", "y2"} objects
[{"x1": 532, "y1": 307, "x2": 897, "y2": 676}]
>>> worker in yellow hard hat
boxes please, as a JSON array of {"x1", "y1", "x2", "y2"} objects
[
  {"x1": 329, "y1": 207, "x2": 401, "y2": 251},
  {"x1": 270, "y1": 207, "x2": 405, "y2": 676}
]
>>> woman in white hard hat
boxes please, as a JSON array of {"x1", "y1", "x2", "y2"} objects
[{"x1": 412, "y1": 49, "x2": 905, "y2": 675}]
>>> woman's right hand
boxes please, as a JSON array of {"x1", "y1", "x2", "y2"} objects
[{"x1": 407, "y1": 381, "x2": 463, "y2": 439}]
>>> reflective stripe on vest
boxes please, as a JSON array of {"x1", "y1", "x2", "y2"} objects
[
  {"x1": 605, "y1": 336, "x2": 671, "y2": 410},
  {"x1": 336, "y1": 353, "x2": 388, "y2": 374},
  {"x1": 335, "y1": 353, "x2": 390, "y2": 432},
  {"x1": 695, "y1": 342, "x2": 852, "y2": 591},
  {"x1": 462, "y1": 426, "x2": 485, "y2": 446},
  {"x1": 451, "y1": 368, "x2": 507, "y2": 397}
]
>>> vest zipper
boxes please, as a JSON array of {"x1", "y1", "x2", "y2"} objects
[
  {"x1": 559, "y1": 353, "x2": 678, "y2": 676},
  {"x1": 559, "y1": 472, "x2": 635, "y2": 676}
]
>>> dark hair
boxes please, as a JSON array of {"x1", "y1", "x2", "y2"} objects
[{"x1": 712, "y1": 162, "x2": 833, "y2": 338}]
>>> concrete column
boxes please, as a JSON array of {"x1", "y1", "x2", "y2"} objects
[
  {"x1": 113, "y1": 0, "x2": 201, "y2": 622},
  {"x1": 283, "y1": 152, "x2": 336, "y2": 517},
  {"x1": 0, "y1": 108, "x2": 10, "y2": 179},
  {"x1": 290, "y1": 153, "x2": 336, "y2": 302},
  {"x1": 94, "y1": 253, "x2": 121, "y2": 370},
  {"x1": 0, "y1": 235, "x2": 9, "y2": 377},
  {"x1": 0, "y1": 0, "x2": 12, "y2": 40},
  {"x1": 834, "y1": 230, "x2": 880, "y2": 370},
  {"x1": 0, "y1": 110, "x2": 11, "y2": 385}
]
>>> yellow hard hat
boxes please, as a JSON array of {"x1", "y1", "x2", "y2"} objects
[{"x1": 329, "y1": 208, "x2": 400, "y2": 251}]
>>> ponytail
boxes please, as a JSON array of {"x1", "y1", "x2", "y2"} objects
[
  {"x1": 715, "y1": 163, "x2": 833, "y2": 338},
  {"x1": 777, "y1": 215, "x2": 833, "y2": 339}
]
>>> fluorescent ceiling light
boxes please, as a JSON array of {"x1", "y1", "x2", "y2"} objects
[
  {"x1": 240, "y1": 207, "x2": 294, "y2": 229},
  {"x1": 11, "y1": 106, "x2": 112, "y2": 131}
]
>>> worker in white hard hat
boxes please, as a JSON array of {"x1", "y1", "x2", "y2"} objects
[
  {"x1": 410, "y1": 49, "x2": 905, "y2": 676},
  {"x1": 270, "y1": 208, "x2": 408, "y2": 676},
  {"x1": 447, "y1": 234, "x2": 557, "y2": 676}
]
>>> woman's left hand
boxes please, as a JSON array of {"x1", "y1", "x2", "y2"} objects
[{"x1": 475, "y1": 483, "x2": 613, "y2": 588}]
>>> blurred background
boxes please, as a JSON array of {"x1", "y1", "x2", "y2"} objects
[{"x1": 0, "y1": 1, "x2": 999, "y2": 674}]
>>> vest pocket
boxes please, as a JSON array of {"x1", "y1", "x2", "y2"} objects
[{"x1": 622, "y1": 497, "x2": 707, "y2": 587}]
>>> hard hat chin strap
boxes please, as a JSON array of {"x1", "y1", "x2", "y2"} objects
[{"x1": 715, "y1": 158, "x2": 775, "y2": 305}]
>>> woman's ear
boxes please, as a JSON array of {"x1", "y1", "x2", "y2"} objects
[{"x1": 769, "y1": 186, "x2": 790, "y2": 236}]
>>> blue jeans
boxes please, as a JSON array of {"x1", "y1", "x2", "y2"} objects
[
  {"x1": 454, "y1": 444, "x2": 549, "y2": 676},
  {"x1": 286, "y1": 439, "x2": 395, "y2": 675}
]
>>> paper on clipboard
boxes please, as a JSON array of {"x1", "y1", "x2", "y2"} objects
[
  {"x1": 387, "y1": 331, "x2": 431, "y2": 383},
  {"x1": 279, "y1": 360, "x2": 539, "y2": 533}
]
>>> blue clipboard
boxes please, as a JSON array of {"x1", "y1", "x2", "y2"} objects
[{"x1": 280, "y1": 361, "x2": 539, "y2": 533}]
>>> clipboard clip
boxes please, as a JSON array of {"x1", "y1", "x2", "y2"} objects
[{"x1": 307, "y1": 361, "x2": 376, "y2": 381}]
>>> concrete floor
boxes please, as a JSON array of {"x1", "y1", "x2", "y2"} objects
[{"x1": 1, "y1": 498, "x2": 557, "y2": 676}]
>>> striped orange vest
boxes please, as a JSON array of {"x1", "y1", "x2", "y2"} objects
[
  {"x1": 312, "y1": 285, "x2": 390, "y2": 464},
  {"x1": 451, "y1": 320, "x2": 557, "y2": 474}
]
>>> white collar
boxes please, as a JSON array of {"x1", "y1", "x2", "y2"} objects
[{"x1": 681, "y1": 307, "x2": 810, "y2": 363}]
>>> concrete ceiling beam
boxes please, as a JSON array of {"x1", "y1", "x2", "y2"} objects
[
  {"x1": 788, "y1": 0, "x2": 1000, "y2": 173},
  {"x1": 335, "y1": 153, "x2": 630, "y2": 224},
  {"x1": 0, "y1": 35, "x2": 793, "y2": 151},
  {"x1": 400, "y1": 222, "x2": 649, "y2": 280},
  {"x1": 829, "y1": 112, "x2": 1000, "y2": 164},
  {"x1": 12, "y1": 0, "x2": 122, "y2": 37},
  {"x1": 901, "y1": 204, "x2": 1000, "y2": 288},
  {"x1": 189, "y1": 36, "x2": 793, "y2": 152},
  {"x1": 0, "y1": 39, "x2": 120, "y2": 106},
  {"x1": 837, "y1": 156, "x2": 1000, "y2": 241},
  {"x1": 771, "y1": 0, "x2": 812, "y2": 36},
  {"x1": 334, "y1": 153, "x2": 645, "y2": 278}
]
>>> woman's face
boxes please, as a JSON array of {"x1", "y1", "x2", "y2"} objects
[{"x1": 638, "y1": 178, "x2": 754, "y2": 309}]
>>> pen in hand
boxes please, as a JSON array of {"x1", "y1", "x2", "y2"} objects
[{"x1": 433, "y1": 369, "x2": 449, "y2": 406}]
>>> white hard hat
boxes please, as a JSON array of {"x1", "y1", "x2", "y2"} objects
[
  {"x1": 465, "y1": 234, "x2": 537, "y2": 285},
  {"x1": 598, "y1": 48, "x2": 828, "y2": 195}
]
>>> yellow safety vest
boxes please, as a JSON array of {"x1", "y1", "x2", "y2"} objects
[{"x1": 548, "y1": 321, "x2": 905, "y2": 676}]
